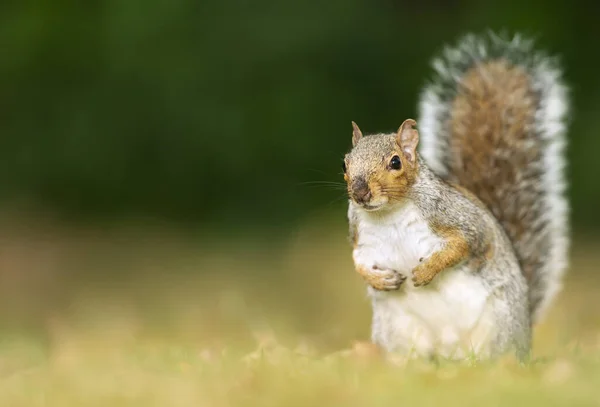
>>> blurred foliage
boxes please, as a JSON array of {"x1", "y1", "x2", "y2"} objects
[{"x1": 1, "y1": 0, "x2": 599, "y2": 230}]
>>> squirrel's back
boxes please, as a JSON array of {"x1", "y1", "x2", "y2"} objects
[{"x1": 417, "y1": 32, "x2": 569, "y2": 323}]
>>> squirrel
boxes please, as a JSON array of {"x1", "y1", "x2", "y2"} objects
[{"x1": 343, "y1": 32, "x2": 569, "y2": 361}]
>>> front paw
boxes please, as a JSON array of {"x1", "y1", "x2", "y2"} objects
[
  {"x1": 411, "y1": 264, "x2": 436, "y2": 287},
  {"x1": 356, "y1": 265, "x2": 406, "y2": 291}
]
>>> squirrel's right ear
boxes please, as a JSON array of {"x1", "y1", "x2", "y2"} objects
[
  {"x1": 351, "y1": 121, "x2": 363, "y2": 146},
  {"x1": 396, "y1": 119, "x2": 419, "y2": 164}
]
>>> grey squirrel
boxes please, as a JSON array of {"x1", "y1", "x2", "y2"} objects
[{"x1": 343, "y1": 32, "x2": 569, "y2": 360}]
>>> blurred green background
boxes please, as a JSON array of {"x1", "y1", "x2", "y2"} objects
[
  {"x1": 2, "y1": 3, "x2": 600, "y2": 404},
  {"x1": 1, "y1": 0, "x2": 599, "y2": 231}
]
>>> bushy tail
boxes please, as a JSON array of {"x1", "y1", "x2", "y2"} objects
[{"x1": 417, "y1": 32, "x2": 569, "y2": 323}]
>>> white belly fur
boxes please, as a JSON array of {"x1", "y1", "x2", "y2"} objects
[{"x1": 352, "y1": 202, "x2": 497, "y2": 359}]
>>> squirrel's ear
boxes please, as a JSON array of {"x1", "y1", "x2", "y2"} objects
[
  {"x1": 396, "y1": 119, "x2": 419, "y2": 163},
  {"x1": 351, "y1": 121, "x2": 363, "y2": 146}
]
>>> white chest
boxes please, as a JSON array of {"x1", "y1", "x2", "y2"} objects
[
  {"x1": 350, "y1": 202, "x2": 496, "y2": 359},
  {"x1": 353, "y1": 202, "x2": 443, "y2": 277}
]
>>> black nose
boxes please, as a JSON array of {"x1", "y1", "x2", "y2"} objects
[{"x1": 352, "y1": 178, "x2": 371, "y2": 202}]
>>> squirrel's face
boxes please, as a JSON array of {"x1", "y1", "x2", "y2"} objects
[{"x1": 343, "y1": 119, "x2": 420, "y2": 212}]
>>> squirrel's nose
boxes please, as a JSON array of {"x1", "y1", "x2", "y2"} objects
[{"x1": 352, "y1": 178, "x2": 371, "y2": 203}]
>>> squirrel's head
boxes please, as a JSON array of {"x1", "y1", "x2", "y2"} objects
[{"x1": 342, "y1": 119, "x2": 420, "y2": 212}]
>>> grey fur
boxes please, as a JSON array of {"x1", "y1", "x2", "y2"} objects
[
  {"x1": 410, "y1": 159, "x2": 531, "y2": 359},
  {"x1": 344, "y1": 32, "x2": 568, "y2": 359},
  {"x1": 346, "y1": 147, "x2": 531, "y2": 358},
  {"x1": 418, "y1": 31, "x2": 569, "y2": 323},
  {"x1": 346, "y1": 129, "x2": 531, "y2": 359}
]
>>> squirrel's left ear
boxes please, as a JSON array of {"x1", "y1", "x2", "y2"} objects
[
  {"x1": 396, "y1": 119, "x2": 419, "y2": 164},
  {"x1": 351, "y1": 121, "x2": 363, "y2": 147}
]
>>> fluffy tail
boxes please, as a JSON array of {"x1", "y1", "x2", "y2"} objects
[{"x1": 417, "y1": 32, "x2": 569, "y2": 323}]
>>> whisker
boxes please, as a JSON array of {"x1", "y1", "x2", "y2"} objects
[
  {"x1": 323, "y1": 194, "x2": 349, "y2": 207},
  {"x1": 379, "y1": 189, "x2": 442, "y2": 200},
  {"x1": 297, "y1": 181, "x2": 348, "y2": 191},
  {"x1": 299, "y1": 186, "x2": 348, "y2": 192},
  {"x1": 298, "y1": 181, "x2": 346, "y2": 186},
  {"x1": 302, "y1": 193, "x2": 349, "y2": 220}
]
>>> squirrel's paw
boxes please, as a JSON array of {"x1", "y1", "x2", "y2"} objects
[
  {"x1": 356, "y1": 265, "x2": 405, "y2": 291},
  {"x1": 411, "y1": 264, "x2": 436, "y2": 287}
]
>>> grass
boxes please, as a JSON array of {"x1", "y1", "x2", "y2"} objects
[{"x1": 0, "y1": 214, "x2": 599, "y2": 406}]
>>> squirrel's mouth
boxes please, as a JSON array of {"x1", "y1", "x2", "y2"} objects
[{"x1": 360, "y1": 203, "x2": 384, "y2": 212}]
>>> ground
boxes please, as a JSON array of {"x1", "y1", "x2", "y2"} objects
[{"x1": 0, "y1": 214, "x2": 598, "y2": 406}]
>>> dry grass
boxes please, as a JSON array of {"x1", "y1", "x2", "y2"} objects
[{"x1": 0, "y1": 214, "x2": 599, "y2": 406}]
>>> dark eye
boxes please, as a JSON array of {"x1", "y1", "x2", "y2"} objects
[
  {"x1": 390, "y1": 155, "x2": 401, "y2": 170},
  {"x1": 342, "y1": 161, "x2": 347, "y2": 173}
]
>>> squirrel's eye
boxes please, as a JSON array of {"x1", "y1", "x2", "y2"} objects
[
  {"x1": 342, "y1": 161, "x2": 347, "y2": 173},
  {"x1": 390, "y1": 155, "x2": 402, "y2": 170}
]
